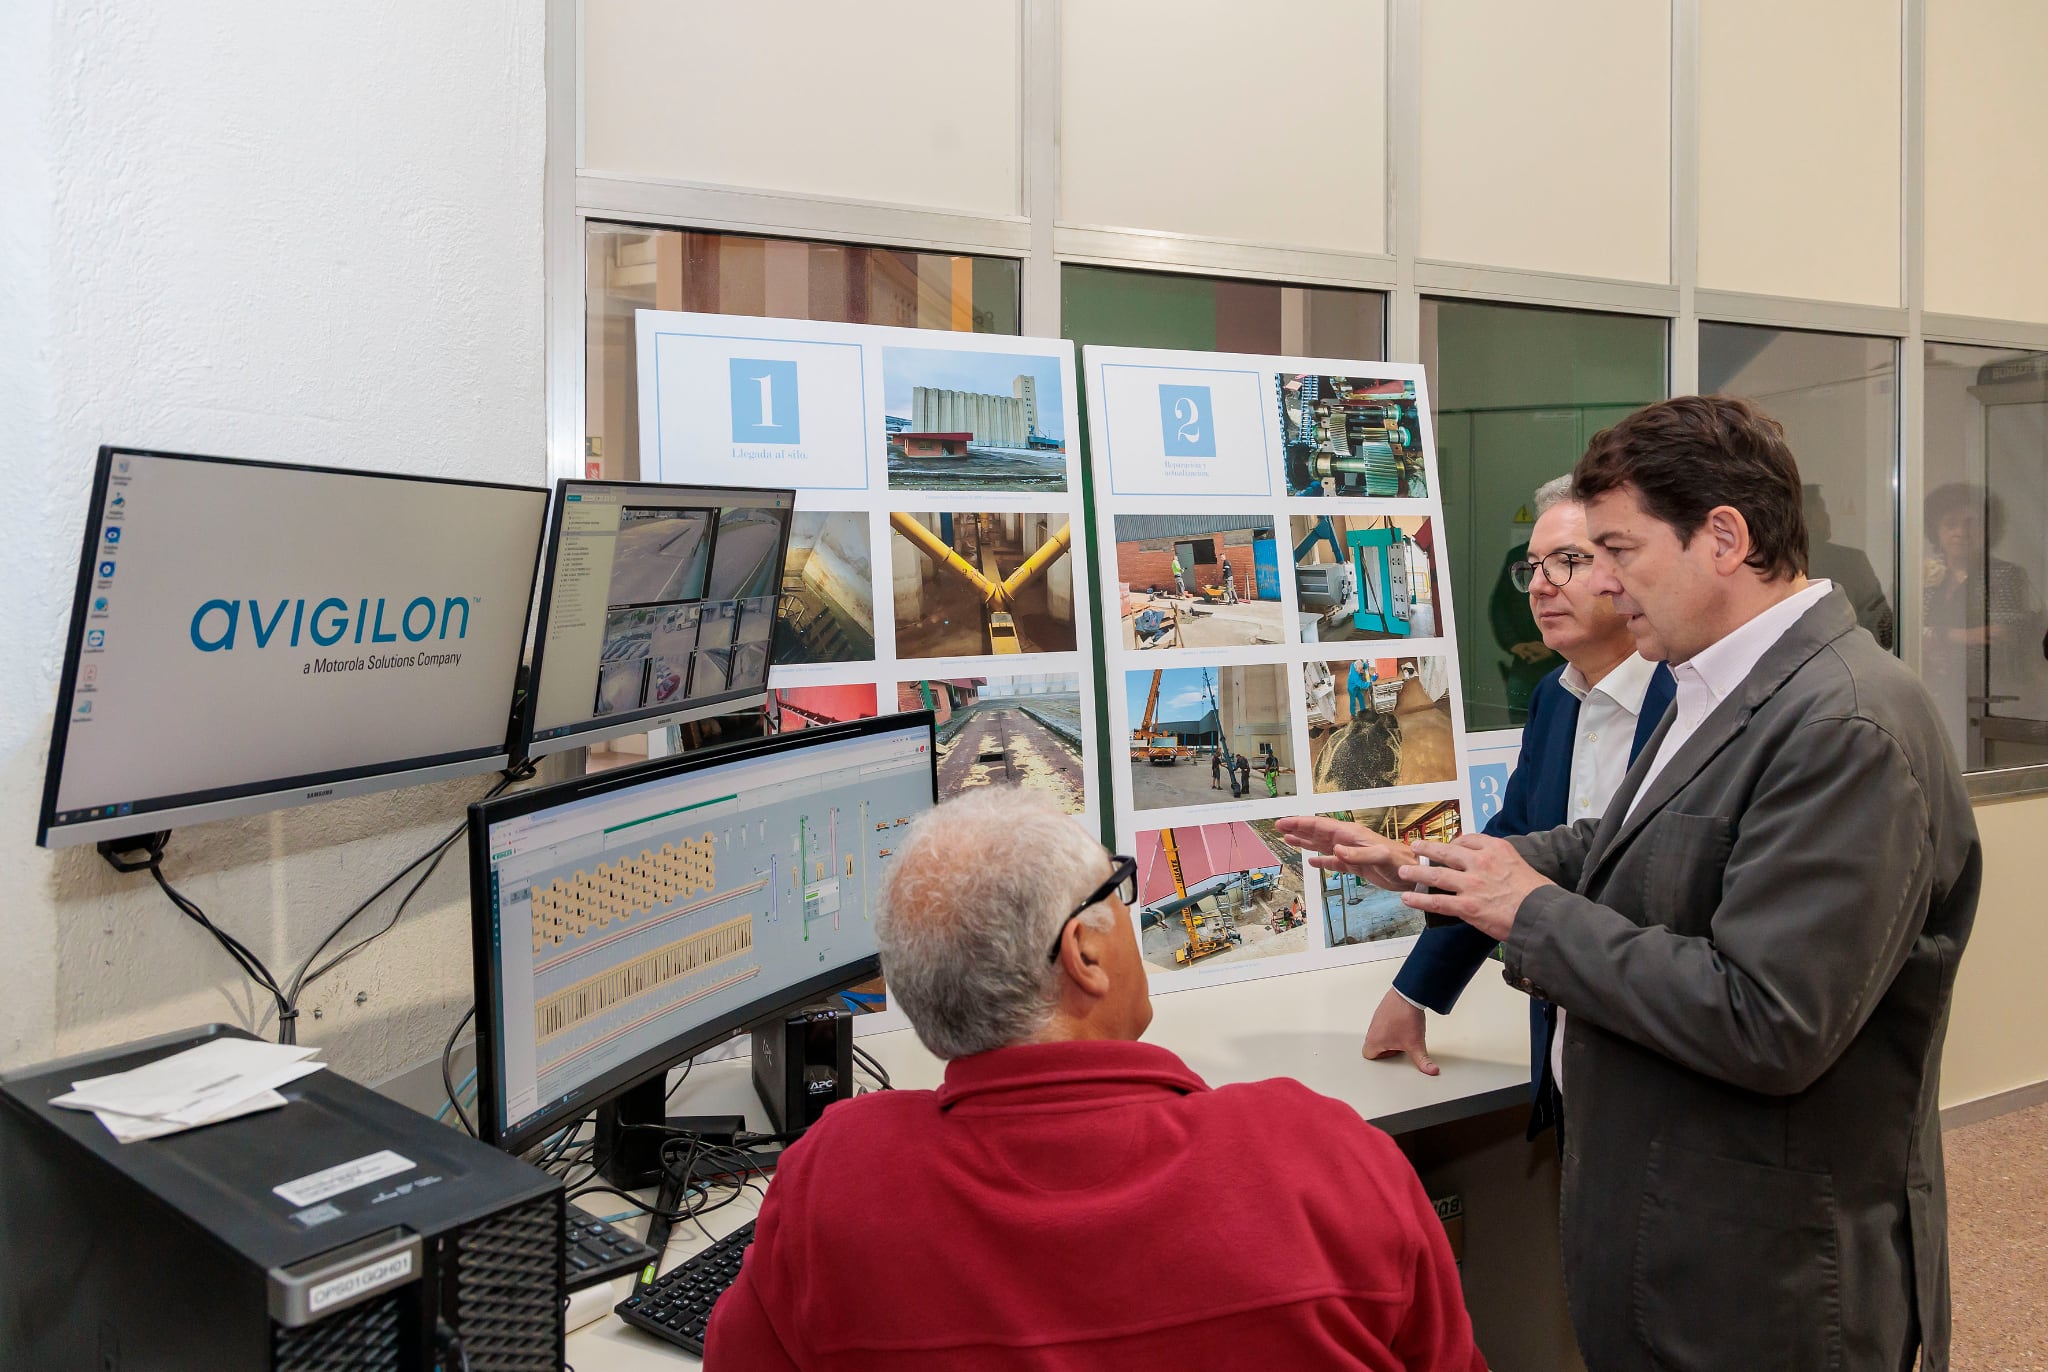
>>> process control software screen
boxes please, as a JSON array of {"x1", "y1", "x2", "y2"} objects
[{"x1": 485, "y1": 722, "x2": 933, "y2": 1135}]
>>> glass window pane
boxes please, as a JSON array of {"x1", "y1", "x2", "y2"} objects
[
  {"x1": 585, "y1": 224, "x2": 1022, "y2": 482},
  {"x1": 1422, "y1": 298, "x2": 1668, "y2": 731},
  {"x1": 1060, "y1": 265, "x2": 1385, "y2": 359},
  {"x1": 1923, "y1": 343, "x2": 2048, "y2": 774},
  {"x1": 1701, "y1": 323, "x2": 1899, "y2": 655}
]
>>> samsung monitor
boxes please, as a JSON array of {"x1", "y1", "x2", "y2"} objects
[
  {"x1": 37, "y1": 447, "x2": 549, "y2": 849},
  {"x1": 519, "y1": 480, "x2": 796, "y2": 758},
  {"x1": 468, "y1": 712, "x2": 936, "y2": 1157}
]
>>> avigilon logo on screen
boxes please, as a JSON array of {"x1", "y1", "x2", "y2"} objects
[{"x1": 190, "y1": 596, "x2": 474, "y2": 652}]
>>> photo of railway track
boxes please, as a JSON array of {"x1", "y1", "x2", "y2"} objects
[{"x1": 898, "y1": 673, "x2": 1084, "y2": 814}]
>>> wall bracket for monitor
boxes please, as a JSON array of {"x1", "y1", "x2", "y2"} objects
[{"x1": 97, "y1": 830, "x2": 172, "y2": 874}]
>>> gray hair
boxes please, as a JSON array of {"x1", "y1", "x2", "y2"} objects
[
  {"x1": 877, "y1": 789, "x2": 1112, "y2": 1060},
  {"x1": 1533, "y1": 475, "x2": 1576, "y2": 516}
]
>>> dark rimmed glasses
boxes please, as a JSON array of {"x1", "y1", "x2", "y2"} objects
[
  {"x1": 1509, "y1": 549, "x2": 1597, "y2": 593},
  {"x1": 1047, "y1": 854, "x2": 1138, "y2": 963}
]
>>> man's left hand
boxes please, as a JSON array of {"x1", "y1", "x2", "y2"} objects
[{"x1": 1399, "y1": 835, "x2": 1553, "y2": 942}]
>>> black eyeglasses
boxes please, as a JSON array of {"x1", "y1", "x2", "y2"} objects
[
  {"x1": 1509, "y1": 550, "x2": 1597, "y2": 593},
  {"x1": 1047, "y1": 855, "x2": 1138, "y2": 963}
]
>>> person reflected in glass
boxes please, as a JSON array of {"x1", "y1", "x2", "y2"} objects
[
  {"x1": 1922, "y1": 484, "x2": 2044, "y2": 753},
  {"x1": 1803, "y1": 485, "x2": 1893, "y2": 649},
  {"x1": 1490, "y1": 539, "x2": 1561, "y2": 722}
]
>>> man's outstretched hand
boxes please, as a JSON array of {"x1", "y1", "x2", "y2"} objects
[
  {"x1": 1397, "y1": 835, "x2": 1553, "y2": 942},
  {"x1": 1275, "y1": 815, "x2": 1412, "y2": 891}
]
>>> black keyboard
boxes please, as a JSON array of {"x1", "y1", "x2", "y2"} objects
[
  {"x1": 561, "y1": 1202, "x2": 661, "y2": 1292},
  {"x1": 614, "y1": 1218, "x2": 755, "y2": 1355}
]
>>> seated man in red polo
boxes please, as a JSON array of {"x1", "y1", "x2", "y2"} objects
[{"x1": 706, "y1": 791, "x2": 1485, "y2": 1371}]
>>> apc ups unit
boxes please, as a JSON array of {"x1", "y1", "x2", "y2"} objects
[
  {"x1": 0, "y1": 1025, "x2": 564, "y2": 1371},
  {"x1": 751, "y1": 1004, "x2": 854, "y2": 1135}
]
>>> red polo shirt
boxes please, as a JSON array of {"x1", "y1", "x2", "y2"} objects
[{"x1": 704, "y1": 1039, "x2": 1485, "y2": 1371}]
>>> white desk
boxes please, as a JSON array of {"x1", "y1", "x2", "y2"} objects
[{"x1": 565, "y1": 956, "x2": 1532, "y2": 1369}]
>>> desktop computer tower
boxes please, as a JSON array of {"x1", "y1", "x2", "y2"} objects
[{"x1": 0, "y1": 1025, "x2": 564, "y2": 1371}]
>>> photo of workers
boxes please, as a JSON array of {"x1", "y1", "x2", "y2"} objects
[
  {"x1": 1125, "y1": 664, "x2": 1295, "y2": 810},
  {"x1": 1277, "y1": 375, "x2": 1427, "y2": 498},
  {"x1": 1115, "y1": 515, "x2": 1285, "y2": 650},
  {"x1": 1133, "y1": 820, "x2": 1309, "y2": 972},
  {"x1": 1316, "y1": 800, "x2": 1464, "y2": 948},
  {"x1": 1303, "y1": 656, "x2": 1457, "y2": 794},
  {"x1": 1290, "y1": 514, "x2": 1442, "y2": 644},
  {"x1": 889, "y1": 510, "x2": 1077, "y2": 658},
  {"x1": 898, "y1": 673, "x2": 1085, "y2": 814}
]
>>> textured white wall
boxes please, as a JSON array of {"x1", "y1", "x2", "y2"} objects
[
  {"x1": 1421, "y1": 0, "x2": 1671, "y2": 283},
  {"x1": 1060, "y1": 0, "x2": 1388, "y2": 254},
  {"x1": 1698, "y1": 0, "x2": 1901, "y2": 307},
  {"x1": 583, "y1": 0, "x2": 1022, "y2": 216},
  {"x1": 1, "y1": 1, "x2": 548, "y2": 1082}
]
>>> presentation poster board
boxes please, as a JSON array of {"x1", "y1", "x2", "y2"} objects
[
  {"x1": 1083, "y1": 345, "x2": 1474, "y2": 992},
  {"x1": 637, "y1": 313, "x2": 1097, "y2": 1030}
]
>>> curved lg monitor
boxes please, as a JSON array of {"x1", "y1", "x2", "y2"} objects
[
  {"x1": 37, "y1": 447, "x2": 549, "y2": 849},
  {"x1": 519, "y1": 480, "x2": 797, "y2": 758},
  {"x1": 469, "y1": 712, "x2": 937, "y2": 1157}
]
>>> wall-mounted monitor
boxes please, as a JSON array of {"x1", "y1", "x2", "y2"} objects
[
  {"x1": 37, "y1": 447, "x2": 550, "y2": 848},
  {"x1": 518, "y1": 480, "x2": 796, "y2": 758}
]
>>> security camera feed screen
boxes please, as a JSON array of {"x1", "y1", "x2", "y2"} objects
[{"x1": 528, "y1": 483, "x2": 794, "y2": 748}]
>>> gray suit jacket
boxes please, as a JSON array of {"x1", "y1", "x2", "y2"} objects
[{"x1": 1503, "y1": 590, "x2": 1979, "y2": 1372}]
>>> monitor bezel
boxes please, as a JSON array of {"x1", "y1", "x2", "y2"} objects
[
  {"x1": 36, "y1": 446, "x2": 551, "y2": 849},
  {"x1": 515, "y1": 478, "x2": 799, "y2": 761},
  {"x1": 468, "y1": 709, "x2": 937, "y2": 1157}
]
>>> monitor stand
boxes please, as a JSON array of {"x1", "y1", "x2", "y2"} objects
[{"x1": 595, "y1": 1077, "x2": 745, "y2": 1191}]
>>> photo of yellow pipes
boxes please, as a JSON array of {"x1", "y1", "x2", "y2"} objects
[{"x1": 888, "y1": 511, "x2": 1078, "y2": 659}]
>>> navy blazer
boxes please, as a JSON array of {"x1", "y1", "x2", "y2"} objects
[{"x1": 1390, "y1": 659, "x2": 1676, "y2": 1136}]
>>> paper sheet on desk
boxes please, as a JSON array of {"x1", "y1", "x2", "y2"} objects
[
  {"x1": 47, "y1": 1039, "x2": 325, "y2": 1141},
  {"x1": 89, "y1": 1089, "x2": 294, "y2": 1143}
]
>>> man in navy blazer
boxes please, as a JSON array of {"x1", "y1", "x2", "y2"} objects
[{"x1": 1364, "y1": 479, "x2": 1675, "y2": 1138}]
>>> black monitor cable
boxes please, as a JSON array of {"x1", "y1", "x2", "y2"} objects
[
  {"x1": 100, "y1": 833, "x2": 298, "y2": 1043},
  {"x1": 99, "y1": 763, "x2": 534, "y2": 1048},
  {"x1": 441, "y1": 1004, "x2": 477, "y2": 1136},
  {"x1": 286, "y1": 763, "x2": 533, "y2": 1011},
  {"x1": 851, "y1": 1042, "x2": 892, "y2": 1091}
]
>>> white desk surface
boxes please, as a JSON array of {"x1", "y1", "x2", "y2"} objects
[{"x1": 565, "y1": 955, "x2": 1531, "y2": 1369}]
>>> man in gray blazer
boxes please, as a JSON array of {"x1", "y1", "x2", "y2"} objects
[{"x1": 1282, "y1": 395, "x2": 1979, "y2": 1372}]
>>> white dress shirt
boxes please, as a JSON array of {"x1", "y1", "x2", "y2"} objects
[
  {"x1": 1621, "y1": 580, "x2": 1834, "y2": 824},
  {"x1": 1543, "y1": 650, "x2": 1663, "y2": 1092},
  {"x1": 1555, "y1": 580, "x2": 1836, "y2": 1093}
]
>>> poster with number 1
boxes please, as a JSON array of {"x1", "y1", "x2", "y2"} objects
[
  {"x1": 1083, "y1": 345, "x2": 1476, "y2": 993},
  {"x1": 638, "y1": 313, "x2": 1098, "y2": 1031},
  {"x1": 635, "y1": 311, "x2": 1098, "y2": 822}
]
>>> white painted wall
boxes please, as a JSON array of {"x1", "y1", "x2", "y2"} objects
[
  {"x1": 1926, "y1": 0, "x2": 2048, "y2": 321},
  {"x1": 583, "y1": 0, "x2": 1022, "y2": 217},
  {"x1": 1420, "y1": 0, "x2": 1671, "y2": 283},
  {"x1": 1698, "y1": 0, "x2": 1901, "y2": 307},
  {"x1": 1, "y1": 1, "x2": 548, "y2": 1082},
  {"x1": 1059, "y1": 0, "x2": 1388, "y2": 255}
]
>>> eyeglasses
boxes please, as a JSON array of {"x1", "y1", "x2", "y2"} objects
[
  {"x1": 1509, "y1": 550, "x2": 1597, "y2": 593},
  {"x1": 1047, "y1": 854, "x2": 1138, "y2": 963}
]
